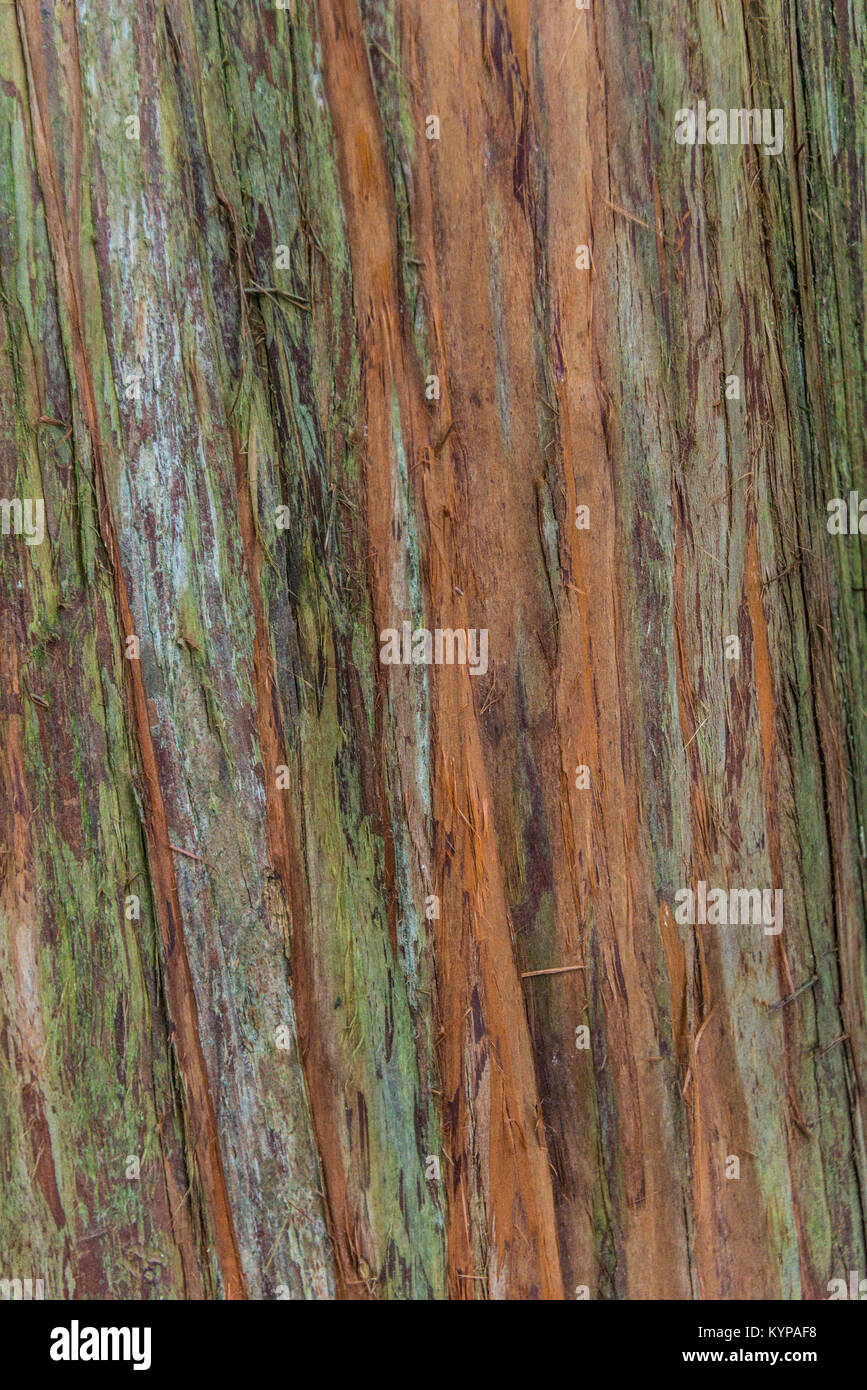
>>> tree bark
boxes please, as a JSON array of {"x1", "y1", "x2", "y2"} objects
[{"x1": 0, "y1": 0, "x2": 865, "y2": 1299}]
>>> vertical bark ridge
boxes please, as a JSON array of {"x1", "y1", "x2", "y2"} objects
[
  {"x1": 13, "y1": 0, "x2": 246, "y2": 1300},
  {"x1": 317, "y1": 0, "x2": 563, "y2": 1297}
]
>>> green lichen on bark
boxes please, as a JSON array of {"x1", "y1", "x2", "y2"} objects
[{"x1": 1, "y1": 0, "x2": 865, "y2": 1300}]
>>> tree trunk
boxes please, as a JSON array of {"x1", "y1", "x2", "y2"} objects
[{"x1": 1, "y1": 0, "x2": 865, "y2": 1300}]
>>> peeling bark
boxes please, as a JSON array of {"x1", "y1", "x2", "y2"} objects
[{"x1": 0, "y1": 0, "x2": 864, "y2": 1299}]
